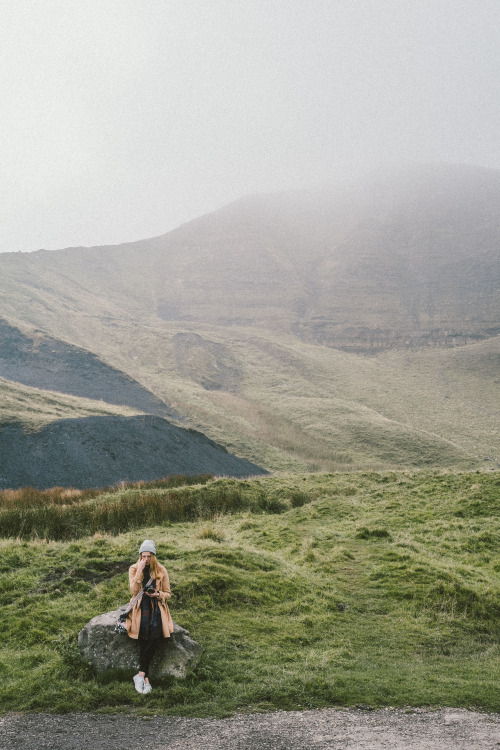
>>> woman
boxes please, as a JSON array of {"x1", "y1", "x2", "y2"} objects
[{"x1": 127, "y1": 539, "x2": 174, "y2": 694}]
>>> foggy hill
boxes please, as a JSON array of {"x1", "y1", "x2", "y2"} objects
[
  {"x1": 0, "y1": 318, "x2": 178, "y2": 420},
  {"x1": 0, "y1": 163, "x2": 498, "y2": 476},
  {"x1": 0, "y1": 415, "x2": 266, "y2": 490},
  {"x1": 0, "y1": 163, "x2": 498, "y2": 353}
]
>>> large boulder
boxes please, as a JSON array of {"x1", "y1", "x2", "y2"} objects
[{"x1": 78, "y1": 607, "x2": 202, "y2": 679}]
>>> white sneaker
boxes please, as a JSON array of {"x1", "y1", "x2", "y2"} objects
[
  {"x1": 143, "y1": 682, "x2": 152, "y2": 694},
  {"x1": 133, "y1": 674, "x2": 145, "y2": 694}
]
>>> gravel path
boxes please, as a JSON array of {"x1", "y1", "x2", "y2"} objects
[{"x1": 1, "y1": 708, "x2": 499, "y2": 750}]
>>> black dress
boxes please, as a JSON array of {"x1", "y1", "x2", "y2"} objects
[
  {"x1": 138, "y1": 565, "x2": 162, "y2": 677},
  {"x1": 138, "y1": 565, "x2": 162, "y2": 641}
]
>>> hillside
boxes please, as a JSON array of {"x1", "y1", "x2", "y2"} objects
[
  {"x1": 1, "y1": 470, "x2": 498, "y2": 714},
  {"x1": 1, "y1": 164, "x2": 498, "y2": 353},
  {"x1": 0, "y1": 318, "x2": 177, "y2": 419},
  {"x1": 3, "y1": 324, "x2": 494, "y2": 476},
  {"x1": 0, "y1": 376, "x2": 141, "y2": 430},
  {"x1": 0, "y1": 163, "x2": 498, "y2": 476},
  {"x1": 0, "y1": 415, "x2": 265, "y2": 490},
  {"x1": 33, "y1": 322, "x2": 492, "y2": 473}
]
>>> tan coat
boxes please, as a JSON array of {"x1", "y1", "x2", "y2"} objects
[{"x1": 126, "y1": 561, "x2": 175, "y2": 639}]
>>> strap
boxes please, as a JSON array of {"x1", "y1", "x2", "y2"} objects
[{"x1": 123, "y1": 576, "x2": 154, "y2": 614}]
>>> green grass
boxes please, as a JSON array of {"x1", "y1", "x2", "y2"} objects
[
  {"x1": 0, "y1": 469, "x2": 498, "y2": 715},
  {"x1": 0, "y1": 476, "x2": 266, "y2": 541}
]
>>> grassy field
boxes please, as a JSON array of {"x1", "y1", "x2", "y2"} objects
[{"x1": 0, "y1": 469, "x2": 498, "y2": 716}]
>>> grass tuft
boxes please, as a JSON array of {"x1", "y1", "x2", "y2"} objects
[{"x1": 355, "y1": 527, "x2": 392, "y2": 540}]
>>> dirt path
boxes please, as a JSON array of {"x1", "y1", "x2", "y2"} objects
[{"x1": 1, "y1": 708, "x2": 499, "y2": 750}]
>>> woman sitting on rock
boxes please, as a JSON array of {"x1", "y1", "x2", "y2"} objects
[{"x1": 127, "y1": 539, "x2": 174, "y2": 694}]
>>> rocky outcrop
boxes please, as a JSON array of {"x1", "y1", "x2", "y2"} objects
[{"x1": 78, "y1": 608, "x2": 202, "y2": 679}]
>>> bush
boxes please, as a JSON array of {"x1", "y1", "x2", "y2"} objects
[
  {"x1": 355, "y1": 527, "x2": 392, "y2": 540},
  {"x1": 290, "y1": 491, "x2": 310, "y2": 508},
  {"x1": 256, "y1": 494, "x2": 287, "y2": 514}
]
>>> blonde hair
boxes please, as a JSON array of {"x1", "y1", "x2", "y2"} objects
[{"x1": 138, "y1": 553, "x2": 159, "y2": 582}]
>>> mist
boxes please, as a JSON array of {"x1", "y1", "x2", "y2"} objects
[{"x1": 1, "y1": 0, "x2": 499, "y2": 253}]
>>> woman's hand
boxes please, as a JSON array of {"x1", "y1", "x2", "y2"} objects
[{"x1": 136, "y1": 557, "x2": 148, "y2": 573}]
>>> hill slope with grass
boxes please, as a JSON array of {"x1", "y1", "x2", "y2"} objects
[
  {"x1": 1, "y1": 325, "x2": 498, "y2": 477},
  {"x1": 0, "y1": 376, "x2": 141, "y2": 430},
  {"x1": 0, "y1": 164, "x2": 498, "y2": 475},
  {"x1": 53, "y1": 323, "x2": 495, "y2": 473},
  {"x1": 0, "y1": 470, "x2": 498, "y2": 714}
]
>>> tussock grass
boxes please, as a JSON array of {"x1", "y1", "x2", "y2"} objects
[
  {"x1": 0, "y1": 475, "x2": 294, "y2": 541},
  {"x1": 0, "y1": 486, "x2": 102, "y2": 509},
  {"x1": 0, "y1": 469, "x2": 499, "y2": 716},
  {"x1": 0, "y1": 475, "x2": 215, "y2": 539}
]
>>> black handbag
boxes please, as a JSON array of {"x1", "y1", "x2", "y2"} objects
[{"x1": 114, "y1": 577, "x2": 154, "y2": 635}]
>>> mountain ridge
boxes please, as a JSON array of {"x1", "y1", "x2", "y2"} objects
[
  {"x1": 0, "y1": 318, "x2": 178, "y2": 420},
  {"x1": 1, "y1": 163, "x2": 498, "y2": 353}
]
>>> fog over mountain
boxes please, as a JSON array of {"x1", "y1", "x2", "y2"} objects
[
  {"x1": 2, "y1": 164, "x2": 498, "y2": 353},
  {"x1": 1, "y1": 2, "x2": 499, "y2": 254},
  {"x1": 0, "y1": 162, "x2": 499, "y2": 482}
]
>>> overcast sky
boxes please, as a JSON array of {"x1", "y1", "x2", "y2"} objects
[{"x1": 1, "y1": 0, "x2": 499, "y2": 253}]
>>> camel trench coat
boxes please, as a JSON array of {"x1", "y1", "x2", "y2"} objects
[{"x1": 126, "y1": 561, "x2": 175, "y2": 639}]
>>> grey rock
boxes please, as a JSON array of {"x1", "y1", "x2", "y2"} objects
[{"x1": 78, "y1": 607, "x2": 202, "y2": 679}]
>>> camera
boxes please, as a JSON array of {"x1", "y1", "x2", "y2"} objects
[{"x1": 144, "y1": 582, "x2": 157, "y2": 595}]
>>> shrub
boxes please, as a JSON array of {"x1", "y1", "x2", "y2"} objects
[
  {"x1": 256, "y1": 494, "x2": 287, "y2": 514},
  {"x1": 290, "y1": 491, "x2": 310, "y2": 508},
  {"x1": 197, "y1": 524, "x2": 225, "y2": 543},
  {"x1": 355, "y1": 527, "x2": 392, "y2": 540}
]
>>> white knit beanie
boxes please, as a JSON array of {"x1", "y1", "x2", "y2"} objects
[{"x1": 139, "y1": 539, "x2": 157, "y2": 555}]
